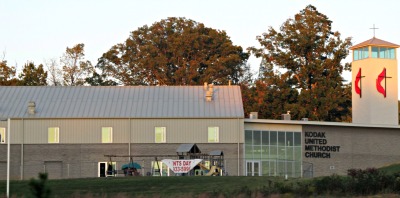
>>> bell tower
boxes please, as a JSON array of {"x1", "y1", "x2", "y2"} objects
[{"x1": 350, "y1": 37, "x2": 399, "y2": 125}]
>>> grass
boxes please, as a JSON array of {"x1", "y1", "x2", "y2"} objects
[
  {"x1": 379, "y1": 163, "x2": 400, "y2": 175},
  {"x1": 3, "y1": 164, "x2": 400, "y2": 198},
  {"x1": 0, "y1": 176, "x2": 294, "y2": 198}
]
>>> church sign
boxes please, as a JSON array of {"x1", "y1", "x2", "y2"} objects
[{"x1": 304, "y1": 132, "x2": 340, "y2": 158}]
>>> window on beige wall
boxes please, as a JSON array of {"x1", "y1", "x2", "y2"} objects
[
  {"x1": 155, "y1": 127, "x2": 166, "y2": 143},
  {"x1": 208, "y1": 127, "x2": 219, "y2": 143},
  {"x1": 0, "y1": 128, "x2": 5, "y2": 143},
  {"x1": 102, "y1": 127, "x2": 113, "y2": 143},
  {"x1": 48, "y1": 127, "x2": 59, "y2": 143}
]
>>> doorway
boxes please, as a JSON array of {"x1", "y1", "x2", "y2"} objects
[
  {"x1": 98, "y1": 162, "x2": 106, "y2": 177},
  {"x1": 246, "y1": 161, "x2": 261, "y2": 176}
]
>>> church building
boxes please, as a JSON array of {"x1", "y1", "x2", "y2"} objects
[
  {"x1": 0, "y1": 37, "x2": 400, "y2": 179},
  {"x1": 243, "y1": 36, "x2": 400, "y2": 177}
]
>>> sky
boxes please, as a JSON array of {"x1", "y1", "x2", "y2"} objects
[{"x1": 1, "y1": 0, "x2": 400, "y2": 93}]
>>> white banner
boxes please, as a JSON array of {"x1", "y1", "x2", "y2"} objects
[{"x1": 161, "y1": 159, "x2": 203, "y2": 173}]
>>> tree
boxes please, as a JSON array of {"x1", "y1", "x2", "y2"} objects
[
  {"x1": 44, "y1": 58, "x2": 62, "y2": 86},
  {"x1": 248, "y1": 5, "x2": 352, "y2": 121},
  {"x1": 60, "y1": 43, "x2": 93, "y2": 86},
  {"x1": 97, "y1": 17, "x2": 249, "y2": 86},
  {"x1": 0, "y1": 60, "x2": 19, "y2": 85},
  {"x1": 243, "y1": 59, "x2": 299, "y2": 120},
  {"x1": 18, "y1": 62, "x2": 48, "y2": 86},
  {"x1": 28, "y1": 172, "x2": 51, "y2": 198},
  {"x1": 85, "y1": 70, "x2": 118, "y2": 86}
]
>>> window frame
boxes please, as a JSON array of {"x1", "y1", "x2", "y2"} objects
[
  {"x1": 155, "y1": 127, "x2": 166, "y2": 143},
  {"x1": 0, "y1": 128, "x2": 5, "y2": 144},
  {"x1": 371, "y1": 47, "x2": 396, "y2": 59},
  {"x1": 371, "y1": 47, "x2": 379, "y2": 58},
  {"x1": 102, "y1": 127, "x2": 113, "y2": 143},
  {"x1": 354, "y1": 47, "x2": 370, "y2": 60},
  {"x1": 208, "y1": 126, "x2": 219, "y2": 143},
  {"x1": 48, "y1": 127, "x2": 59, "y2": 143},
  {"x1": 354, "y1": 49, "x2": 359, "y2": 60}
]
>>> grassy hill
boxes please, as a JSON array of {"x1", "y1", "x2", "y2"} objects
[{"x1": 378, "y1": 163, "x2": 400, "y2": 175}]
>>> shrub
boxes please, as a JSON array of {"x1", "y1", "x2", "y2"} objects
[
  {"x1": 28, "y1": 172, "x2": 52, "y2": 198},
  {"x1": 347, "y1": 168, "x2": 391, "y2": 195},
  {"x1": 273, "y1": 181, "x2": 293, "y2": 194},
  {"x1": 292, "y1": 180, "x2": 314, "y2": 197},
  {"x1": 313, "y1": 174, "x2": 347, "y2": 196}
]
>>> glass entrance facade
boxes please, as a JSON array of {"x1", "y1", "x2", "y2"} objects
[{"x1": 245, "y1": 130, "x2": 302, "y2": 177}]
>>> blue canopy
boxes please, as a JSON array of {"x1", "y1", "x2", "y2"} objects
[{"x1": 121, "y1": 162, "x2": 141, "y2": 169}]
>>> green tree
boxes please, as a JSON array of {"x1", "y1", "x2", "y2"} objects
[
  {"x1": 85, "y1": 70, "x2": 118, "y2": 86},
  {"x1": 97, "y1": 17, "x2": 249, "y2": 85},
  {"x1": 60, "y1": 43, "x2": 93, "y2": 86},
  {"x1": 0, "y1": 60, "x2": 19, "y2": 85},
  {"x1": 28, "y1": 172, "x2": 51, "y2": 198},
  {"x1": 248, "y1": 5, "x2": 352, "y2": 121},
  {"x1": 243, "y1": 60, "x2": 299, "y2": 120},
  {"x1": 18, "y1": 62, "x2": 48, "y2": 86}
]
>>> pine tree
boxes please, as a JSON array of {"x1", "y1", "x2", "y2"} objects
[{"x1": 18, "y1": 62, "x2": 48, "y2": 86}]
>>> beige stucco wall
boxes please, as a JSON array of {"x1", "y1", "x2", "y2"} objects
[
  {"x1": 0, "y1": 118, "x2": 243, "y2": 144},
  {"x1": 352, "y1": 47, "x2": 398, "y2": 125}
]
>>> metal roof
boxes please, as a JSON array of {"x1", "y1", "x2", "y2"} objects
[
  {"x1": 0, "y1": 86, "x2": 244, "y2": 119},
  {"x1": 349, "y1": 37, "x2": 400, "y2": 50}
]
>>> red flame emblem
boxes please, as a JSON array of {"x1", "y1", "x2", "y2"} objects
[
  {"x1": 355, "y1": 68, "x2": 362, "y2": 97},
  {"x1": 376, "y1": 68, "x2": 386, "y2": 98}
]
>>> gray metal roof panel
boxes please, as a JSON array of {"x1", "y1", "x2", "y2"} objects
[
  {"x1": 176, "y1": 143, "x2": 201, "y2": 153},
  {"x1": 209, "y1": 150, "x2": 224, "y2": 156},
  {"x1": 0, "y1": 86, "x2": 243, "y2": 119}
]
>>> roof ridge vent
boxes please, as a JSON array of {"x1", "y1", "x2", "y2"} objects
[{"x1": 28, "y1": 101, "x2": 36, "y2": 115}]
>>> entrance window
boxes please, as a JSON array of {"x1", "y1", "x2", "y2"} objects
[
  {"x1": 245, "y1": 130, "x2": 302, "y2": 177},
  {"x1": 246, "y1": 161, "x2": 260, "y2": 176}
]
